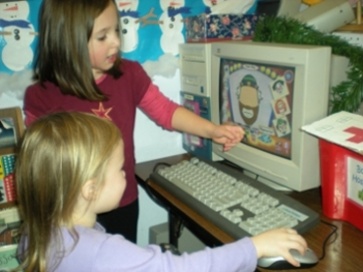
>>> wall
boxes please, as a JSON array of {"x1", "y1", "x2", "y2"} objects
[{"x1": 135, "y1": 71, "x2": 185, "y2": 246}]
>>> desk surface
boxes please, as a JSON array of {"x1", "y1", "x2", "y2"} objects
[{"x1": 136, "y1": 154, "x2": 363, "y2": 272}]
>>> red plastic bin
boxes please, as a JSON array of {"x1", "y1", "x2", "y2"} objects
[{"x1": 319, "y1": 138, "x2": 363, "y2": 231}]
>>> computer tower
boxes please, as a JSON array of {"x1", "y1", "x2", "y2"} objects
[{"x1": 179, "y1": 43, "x2": 220, "y2": 161}]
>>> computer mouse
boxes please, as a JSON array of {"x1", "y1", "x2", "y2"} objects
[{"x1": 257, "y1": 248, "x2": 319, "y2": 270}]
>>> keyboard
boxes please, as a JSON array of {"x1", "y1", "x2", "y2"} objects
[{"x1": 150, "y1": 157, "x2": 320, "y2": 239}]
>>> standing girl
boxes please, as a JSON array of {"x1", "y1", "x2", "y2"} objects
[
  {"x1": 24, "y1": 0, "x2": 244, "y2": 243},
  {"x1": 15, "y1": 112, "x2": 308, "y2": 272}
]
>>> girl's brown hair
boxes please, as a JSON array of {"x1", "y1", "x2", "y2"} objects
[{"x1": 35, "y1": 0, "x2": 122, "y2": 101}]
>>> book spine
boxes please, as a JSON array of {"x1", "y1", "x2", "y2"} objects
[{"x1": 0, "y1": 154, "x2": 16, "y2": 204}]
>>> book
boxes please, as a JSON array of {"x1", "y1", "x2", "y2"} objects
[
  {"x1": 0, "y1": 244, "x2": 19, "y2": 271},
  {"x1": 0, "y1": 206, "x2": 21, "y2": 246},
  {"x1": 0, "y1": 154, "x2": 16, "y2": 204}
]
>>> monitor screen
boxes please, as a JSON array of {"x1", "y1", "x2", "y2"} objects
[
  {"x1": 219, "y1": 58, "x2": 295, "y2": 160},
  {"x1": 210, "y1": 41, "x2": 333, "y2": 191}
]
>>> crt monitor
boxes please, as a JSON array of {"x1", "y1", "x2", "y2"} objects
[{"x1": 210, "y1": 41, "x2": 332, "y2": 191}]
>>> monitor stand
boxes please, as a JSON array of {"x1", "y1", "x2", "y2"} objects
[{"x1": 243, "y1": 169, "x2": 293, "y2": 192}]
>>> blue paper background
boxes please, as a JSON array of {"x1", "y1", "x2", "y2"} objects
[
  {"x1": 0, "y1": 0, "x2": 41, "y2": 73},
  {"x1": 0, "y1": 0, "x2": 257, "y2": 74}
]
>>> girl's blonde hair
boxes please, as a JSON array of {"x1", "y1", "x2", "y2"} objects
[
  {"x1": 16, "y1": 112, "x2": 122, "y2": 271},
  {"x1": 35, "y1": 0, "x2": 122, "y2": 101}
]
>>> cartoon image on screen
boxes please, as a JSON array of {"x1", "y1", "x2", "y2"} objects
[
  {"x1": 220, "y1": 59, "x2": 295, "y2": 159},
  {"x1": 272, "y1": 97, "x2": 291, "y2": 117}
]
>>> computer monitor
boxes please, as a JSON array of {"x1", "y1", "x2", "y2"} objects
[{"x1": 210, "y1": 41, "x2": 333, "y2": 191}]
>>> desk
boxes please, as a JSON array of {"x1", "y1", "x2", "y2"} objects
[{"x1": 136, "y1": 154, "x2": 363, "y2": 272}]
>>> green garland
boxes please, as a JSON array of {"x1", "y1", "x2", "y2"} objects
[{"x1": 252, "y1": 16, "x2": 363, "y2": 114}]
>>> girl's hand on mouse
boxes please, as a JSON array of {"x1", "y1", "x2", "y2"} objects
[
  {"x1": 211, "y1": 124, "x2": 244, "y2": 151},
  {"x1": 251, "y1": 228, "x2": 308, "y2": 267}
]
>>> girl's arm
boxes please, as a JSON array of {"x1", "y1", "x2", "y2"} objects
[
  {"x1": 138, "y1": 83, "x2": 178, "y2": 130},
  {"x1": 171, "y1": 106, "x2": 244, "y2": 151},
  {"x1": 139, "y1": 83, "x2": 244, "y2": 151}
]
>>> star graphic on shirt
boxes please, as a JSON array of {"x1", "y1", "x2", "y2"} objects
[{"x1": 92, "y1": 102, "x2": 113, "y2": 120}]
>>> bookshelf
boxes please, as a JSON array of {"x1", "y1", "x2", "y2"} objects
[
  {"x1": 0, "y1": 107, "x2": 24, "y2": 270},
  {"x1": 0, "y1": 107, "x2": 24, "y2": 208}
]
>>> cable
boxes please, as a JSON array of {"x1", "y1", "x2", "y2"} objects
[
  {"x1": 152, "y1": 162, "x2": 171, "y2": 173},
  {"x1": 142, "y1": 162, "x2": 172, "y2": 210},
  {"x1": 219, "y1": 159, "x2": 244, "y2": 172},
  {"x1": 318, "y1": 220, "x2": 338, "y2": 260}
]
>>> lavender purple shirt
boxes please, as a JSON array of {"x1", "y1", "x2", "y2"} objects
[{"x1": 42, "y1": 223, "x2": 258, "y2": 271}]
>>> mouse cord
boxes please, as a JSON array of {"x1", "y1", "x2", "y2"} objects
[
  {"x1": 319, "y1": 220, "x2": 338, "y2": 260},
  {"x1": 142, "y1": 162, "x2": 173, "y2": 210},
  {"x1": 152, "y1": 162, "x2": 171, "y2": 173}
]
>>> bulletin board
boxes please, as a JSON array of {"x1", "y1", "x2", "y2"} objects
[
  {"x1": 0, "y1": 0, "x2": 42, "y2": 73},
  {"x1": 0, "y1": 0, "x2": 257, "y2": 101},
  {"x1": 119, "y1": 0, "x2": 257, "y2": 63},
  {"x1": 0, "y1": 0, "x2": 257, "y2": 72}
]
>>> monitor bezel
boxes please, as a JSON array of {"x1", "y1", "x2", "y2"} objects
[{"x1": 210, "y1": 41, "x2": 332, "y2": 191}]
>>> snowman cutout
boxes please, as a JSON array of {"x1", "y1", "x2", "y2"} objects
[
  {"x1": 116, "y1": 0, "x2": 161, "y2": 54},
  {"x1": 0, "y1": 0, "x2": 36, "y2": 72},
  {"x1": 116, "y1": 0, "x2": 140, "y2": 53},
  {"x1": 159, "y1": 0, "x2": 190, "y2": 56}
]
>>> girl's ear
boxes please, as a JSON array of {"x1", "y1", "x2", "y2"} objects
[{"x1": 81, "y1": 179, "x2": 97, "y2": 201}]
